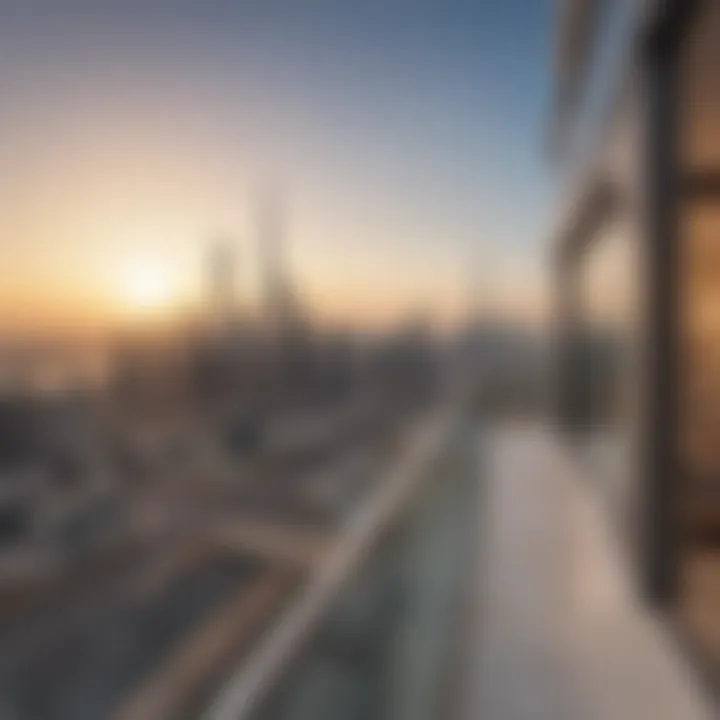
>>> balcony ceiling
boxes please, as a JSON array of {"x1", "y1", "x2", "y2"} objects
[
  {"x1": 553, "y1": 0, "x2": 602, "y2": 130},
  {"x1": 682, "y1": 1, "x2": 720, "y2": 171}
]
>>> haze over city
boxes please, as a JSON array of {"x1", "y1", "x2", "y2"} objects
[{"x1": 0, "y1": 1, "x2": 551, "y2": 336}]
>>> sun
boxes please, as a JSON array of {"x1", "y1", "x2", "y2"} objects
[{"x1": 120, "y1": 260, "x2": 176, "y2": 312}]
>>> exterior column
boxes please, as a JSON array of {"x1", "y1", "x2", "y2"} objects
[
  {"x1": 639, "y1": 6, "x2": 688, "y2": 605},
  {"x1": 554, "y1": 250, "x2": 586, "y2": 433}
]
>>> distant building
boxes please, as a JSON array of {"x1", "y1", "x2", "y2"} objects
[
  {"x1": 0, "y1": 393, "x2": 120, "y2": 554},
  {"x1": 207, "y1": 239, "x2": 239, "y2": 329},
  {"x1": 256, "y1": 195, "x2": 315, "y2": 392}
]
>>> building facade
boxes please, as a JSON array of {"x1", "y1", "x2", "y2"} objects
[{"x1": 552, "y1": 0, "x2": 720, "y2": 685}]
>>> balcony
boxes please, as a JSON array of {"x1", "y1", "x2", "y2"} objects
[{"x1": 188, "y1": 417, "x2": 712, "y2": 720}]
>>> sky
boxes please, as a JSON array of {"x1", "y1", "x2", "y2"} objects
[{"x1": 0, "y1": 0, "x2": 554, "y2": 333}]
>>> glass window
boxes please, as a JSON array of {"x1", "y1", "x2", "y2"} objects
[
  {"x1": 677, "y1": 0, "x2": 720, "y2": 683},
  {"x1": 576, "y1": 212, "x2": 640, "y2": 537}
]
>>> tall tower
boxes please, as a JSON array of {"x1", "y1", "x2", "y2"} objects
[
  {"x1": 258, "y1": 193, "x2": 293, "y2": 332},
  {"x1": 257, "y1": 191, "x2": 314, "y2": 391},
  {"x1": 207, "y1": 237, "x2": 238, "y2": 327}
]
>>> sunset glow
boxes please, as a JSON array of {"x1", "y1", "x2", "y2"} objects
[{"x1": 119, "y1": 259, "x2": 177, "y2": 314}]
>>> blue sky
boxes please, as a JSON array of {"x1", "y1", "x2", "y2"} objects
[{"x1": 0, "y1": 0, "x2": 554, "y2": 328}]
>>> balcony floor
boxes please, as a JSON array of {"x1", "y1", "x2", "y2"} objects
[{"x1": 464, "y1": 424, "x2": 714, "y2": 720}]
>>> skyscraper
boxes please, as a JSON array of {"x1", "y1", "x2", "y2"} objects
[
  {"x1": 207, "y1": 238, "x2": 238, "y2": 328},
  {"x1": 257, "y1": 193, "x2": 297, "y2": 335}
]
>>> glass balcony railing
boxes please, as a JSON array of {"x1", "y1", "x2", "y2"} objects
[{"x1": 201, "y1": 406, "x2": 478, "y2": 720}]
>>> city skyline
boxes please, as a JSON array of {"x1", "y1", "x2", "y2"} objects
[{"x1": 0, "y1": 1, "x2": 553, "y2": 333}]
